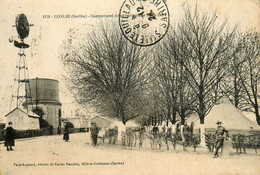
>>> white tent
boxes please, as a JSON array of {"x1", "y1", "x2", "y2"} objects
[{"x1": 192, "y1": 98, "x2": 260, "y2": 131}]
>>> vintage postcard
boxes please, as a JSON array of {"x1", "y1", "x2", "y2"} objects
[{"x1": 0, "y1": 0, "x2": 259, "y2": 175}]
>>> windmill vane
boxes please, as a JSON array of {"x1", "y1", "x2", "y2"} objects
[
  {"x1": 15, "y1": 13, "x2": 31, "y2": 40},
  {"x1": 11, "y1": 14, "x2": 33, "y2": 49}
]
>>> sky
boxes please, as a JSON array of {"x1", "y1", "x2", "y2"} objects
[{"x1": 0, "y1": 0, "x2": 259, "y2": 120}]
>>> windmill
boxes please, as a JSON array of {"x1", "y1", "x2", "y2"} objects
[{"x1": 9, "y1": 14, "x2": 34, "y2": 112}]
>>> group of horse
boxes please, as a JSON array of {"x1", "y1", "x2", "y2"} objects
[
  {"x1": 102, "y1": 126, "x2": 201, "y2": 151},
  {"x1": 205, "y1": 133, "x2": 259, "y2": 154},
  {"x1": 102, "y1": 126, "x2": 260, "y2": 155},
  {"x1": 145, "y1": 131, "x2": 200, "y2": 151},
  {"x1": 231, "y1": 134, "x2": 259, "y2": 154}
]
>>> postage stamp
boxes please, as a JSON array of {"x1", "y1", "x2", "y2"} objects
[{"x1": 119, "y1": 0, "x2": 170, "y2": 46}]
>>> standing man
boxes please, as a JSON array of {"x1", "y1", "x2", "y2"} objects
[
  {"x1": 57, "y1": 125, "x2": 61, "y2": 135},
  {"x1": 90, "y1": 123, "x2": 99, "y2": 146},
  {"x1": 63, "y1": 121, "x2": 69, "y2": 142},
  {"x1": 49, "y1": 125, "x2": 53, "y2": 135},
  {"x1": 213, "y1": 121, "x2": 229, "y2": 158},
  {"x1": 4, "y1": 122, "x2": 16, "y2": 151}
]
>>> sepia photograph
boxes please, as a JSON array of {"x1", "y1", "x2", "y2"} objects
[{"x1": 0, "y1": 0, "x2": 259, "y2": 174}]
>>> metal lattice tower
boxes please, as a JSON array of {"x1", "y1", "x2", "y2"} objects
[
  {"x1": 9, "y1": 14, "x2": 34, "y2": 112},
  {"x1": 10, "y1": 47, "x2": 32, "y2": 112}
]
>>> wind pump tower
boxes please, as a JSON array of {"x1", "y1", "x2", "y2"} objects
[{"x1": 9, "y1": 14, "x2": 34, "y2": 112}]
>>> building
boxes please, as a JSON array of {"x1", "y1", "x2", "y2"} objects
[
  {"x1": 91, "y1": 116, "x2": 113, "y2": 128},
  {"x1": 0, "y1": 118, "x2": 6, "y2": 129},
  {"x1": 25, "y1": 78, "x2": 62, "y2": 132},
  {"x1": 5, "y1": 107, "x2": 40, "y2": 130},
  {"x1": 65, "y1": 115, "x2": 112, "y2": 129}
]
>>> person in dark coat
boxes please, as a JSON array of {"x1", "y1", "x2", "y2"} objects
[
  {"x1": 63, "y1": 121, "x2": 69, "y2": 142},
  {"x1": 4, "y1": 122, "x2": 16, "y2": 151},
  {"x1": 90, "y1": 123, "x2": 99, "y2": 146},
  {"x1": 57, "y1": 125, "x2": 61, "y2": 135},
  {"x1": 49, "y1": 125, "x2": 53, "y2": 135}
]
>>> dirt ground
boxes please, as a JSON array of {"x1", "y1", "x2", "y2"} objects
[{"x1": 0, "y1": 133, "x2": 259, "y2": 175}]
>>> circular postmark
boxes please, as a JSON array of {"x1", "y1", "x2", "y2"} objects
[{"x1": 119, "y1": 0, "x2": 169, "y2": 46}]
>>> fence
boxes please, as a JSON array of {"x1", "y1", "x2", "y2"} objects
[{"x1": 0, "y1": 127, "x2": 86, "y2": 141}]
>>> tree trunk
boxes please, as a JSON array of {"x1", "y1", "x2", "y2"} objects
[
  {"x1": 198, "y1": 84, "x2": 206, "y2": 146},
  {"x1": 255, "y1": 107, "x2": 260, "y2": 125},
  {"x1": 199, "y1": 114, "x2": 206, "y2": 146},
  {"x1": 167, "y1": 105, "x2": 171, "y2": 121},
  {"x1": 200, "y1": 123, "x2": 206, "y2": 146},
  {"x1": 117, "y1": 123, "x2": 126, "y2": 144},
  {"x1": 180, "y1": 112, "x2": 185, "y2": 141},
  {"x1": 171, "y1": 110, "x2": 177, "y2": 124},
  {"x1": 234, "y1": 72, "x2": 239, "y2": 108}
]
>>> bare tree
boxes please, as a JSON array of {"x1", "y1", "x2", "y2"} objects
[
  {"x1": 222, "y1": 33, "x2": 248, "y2": 109},
  {"x1": 153, "y1": 52, "x2": 178, "y2": 125},
  {"x1": 148, "y1": 81, "x2": 164, "y2": 125},
  {"x1": 62, "y1": 23, "x2": 151, "y2": 125},
  {"x1": 155, "y1": 33, "x2": 196, "y2": 127},
  {"x1": 161, "y1": 5, "x2": 238, "y2": 145},
  {"x1": 236, "y1": 31, "x2": 260, "y2": 125}
]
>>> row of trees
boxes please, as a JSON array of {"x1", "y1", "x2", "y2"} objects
[
  {"x1": 152, "y1": 5, "x2": 259, "y2": 144},
  {"x1": 62, "y1": 5, "x2": 259, "y2": 143}
]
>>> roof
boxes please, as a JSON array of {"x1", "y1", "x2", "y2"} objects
[
  {"x1": 5, "y1": 107, "x2": 40, "y2": 118},
  {"x1": 109, "y1": 120, "x2": 139, "y2": 128},
  {"x1": 89, "y1": 116, "x2": 139, "y2": 128},
  {"x1": 90, "y1": 115, "x2": 113, "y2": 122},
  {"x1": 30, "y1": 77, "x2": 59, "y2": 82},
  {"x1": 192, "y1": 98, "x2": 260, "y2": 130}
]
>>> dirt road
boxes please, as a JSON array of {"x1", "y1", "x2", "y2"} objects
[{"x1": 0, "y1": 133, "x2": 259, "y2": 175}]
